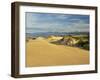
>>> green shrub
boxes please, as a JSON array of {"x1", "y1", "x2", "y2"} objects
[{"x1": 83, "y1": 44, "x2": 89, "y2": 50}]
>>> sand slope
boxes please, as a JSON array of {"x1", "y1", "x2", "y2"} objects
[{"x1": 26, "y1": 38, "x2": 89, "y2": 67}]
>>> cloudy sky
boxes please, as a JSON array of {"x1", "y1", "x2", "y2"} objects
[{"x1": 26, "y1": 12, "x2": 89, "y2": 33}]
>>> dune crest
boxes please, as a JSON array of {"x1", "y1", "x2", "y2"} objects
[{"x1": 35, "y1": 37, "x2": 45, "y2": 40}]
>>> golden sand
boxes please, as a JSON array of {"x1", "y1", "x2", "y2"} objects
[{"x1": 26, "y1": 38, "x2": 89, "y2": 67}]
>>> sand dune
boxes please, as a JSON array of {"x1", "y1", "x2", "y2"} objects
[
  {"x1": 47, "y1": 36, "x2": 63, "y2": 42},
  {"x1": 26, "y1": 38, "x2": 89, "y2": 67}
]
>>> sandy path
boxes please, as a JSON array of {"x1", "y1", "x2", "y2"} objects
[{"x1": 26, "y1": 39, "x2": 89, "y2": 67}]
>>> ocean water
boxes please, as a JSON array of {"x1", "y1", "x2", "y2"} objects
[{"x1": 26, "y1": 32, "x2": 89, "y2": 38}]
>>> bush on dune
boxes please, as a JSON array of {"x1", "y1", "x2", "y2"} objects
[
  {"x1": 50, "y1": 35, "x2": 89, "y2": 50},
  {"x1": 76, "y1": 38, "x2": 89, "y2": 50}
]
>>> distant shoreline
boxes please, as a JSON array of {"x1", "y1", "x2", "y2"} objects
[{"x1": 26, "y1": 32, "x2": 89, "y2": 38}]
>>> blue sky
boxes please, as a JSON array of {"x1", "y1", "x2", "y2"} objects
[{"x1": 26, "y1": 12, "x2": 89, "y2": 33}]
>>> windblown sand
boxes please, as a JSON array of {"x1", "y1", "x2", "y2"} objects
[{"x1": 26, "y1": 38, "x2": 89, "y2": 67}]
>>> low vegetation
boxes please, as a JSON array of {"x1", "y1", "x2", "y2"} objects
[{"x1": 50, "y1": 35, "x2": 89, "y2": 50}]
